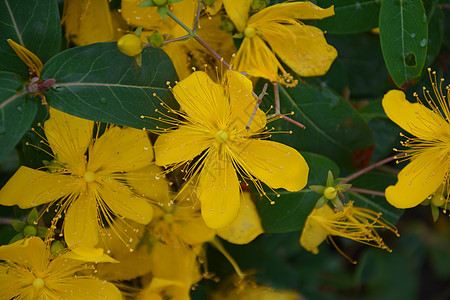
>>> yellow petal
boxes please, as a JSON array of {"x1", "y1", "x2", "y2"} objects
[
  {"x1": 234, "y1": 36, "x2": 281, "y2": 82},
  {"x1": 121, "y1": 0, "x2": 163, "y2": 29},
  {"x1": 300, "y1": 205, "x2": 334, "y2": 254},
  {"x1": 227, "y1": 70, "x2": 266, "y2": 132},
  {"x1": 205, "y1": 0, "x2": 223, "y2": 15},
  {"x1": 172, "y1": 71, "x2": 228, "y2": 126},
  {"x1": 199, "y1": 156, "x2": 240, "y2": 229},
  {"x1": 59, "y1": 279, "x2": 122, "y2": 300},
  {"x1": 0, "y1": 166, "x2": 77, "y2": 208},
  {"x1": 162, "y1": 41, "x2": 193, "y2": 80},
  {"x1": 236, "y1": 140, "x2": 309, "y2": 192},
  {"x1": 62, "y1": 251, "x2": 118, "y2": 263},
  {"x1": 154, "y1": 125, "x2": 211, "y2": 166},
  {"x1": 170, "y1": 0, "x2": 196, "y2": 39},
  {"x1": 127, "y1": 165, "x2": 172, "y2": 205},
  {"x1": 7, "y1": 39, "x2": 43, "y2": 77},
  {"x1": 250, "y1": 2, "x2": 334, "y2": 23},
  {"x1": 382, "y1": 89, "x2": 450, "y2": 139},
  {"x1": 222, "y1": 0, "x2": 252, "y2": 32},
  {"x1": 63, "y1": 0, "x2": 115, "y2": 46},
  {"x1": 64, "y1": 193, "x2": 100, "y2": 254},
  {"x1": 88, "y1": 126, "x2": 153, "y2": 173},
  {"x1": 217, "y1": 192, "x2": 263, "y2": 244},
  {"x1": 98, "y1": 181, "x2": 153, "y2": 224},
  {"x1": 385, "y1": 152, "x2": 447, "y2": 208},
  {"x1": 172, "y1": 206, "x2": 215, "y2": 244},
  {"x1": 263, "y1": 24, "x2": 337, "y2": 77},
  {"x1": 0, "y1": 237, "x2": 46, "y2": 268},
  {"x1": 45, "y1": 107, "x2": 94, "y2": 172}
]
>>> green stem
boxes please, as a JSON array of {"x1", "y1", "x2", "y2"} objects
[
  {"x1": 167, "y1": 11, "x2": 194, "y2": 36},
  {"x1": 210, "y1": 238, "x2": 245, "y2": 278}
]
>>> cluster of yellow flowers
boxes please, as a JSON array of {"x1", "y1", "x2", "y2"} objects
[{"x1": 2, "y1": 0, "x2": 446, "y2": 299}]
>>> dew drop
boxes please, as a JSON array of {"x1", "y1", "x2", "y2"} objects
[
  {"x1": 420, "y1": 38, "x2": 427, "y2": 47},
  {"x1": 16, "y1": 105, "x2": 23, "y2": 112},
  {"x1": 410, "y1": 33, "x2": 416, "y2": 38},
  {"x1": 99, "y1": 97, "x2": 107, "y2": 104}
]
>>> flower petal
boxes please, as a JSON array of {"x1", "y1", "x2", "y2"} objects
[
  {"x1": 385, "y1": 152, "x2": 447, "y2": 208},
  {"x1": 127, "y1": 165, "x2": 172, "y2": 205},
  {"x1": 0, "y1": 237, "x2": 46, "y2": 267},
  {"x1": 236, "y1": 140, "x2": 309, "y2": 191},
  {"x1": 121, "y1": 0, "x2": 164, "y2": 29},
  {"x1": 64, "y1": 193, "x2": 101, "y2": 255},
  {"x1": 172, "y1": 71, "x2": 228, "y2": 126},
  {"x1": 199, "y1": 156, "x2": 240, "y2": 229},
  {"x1": 250, "y1": 2, "x2": 334, "y2": 22},
  {"x1": 227, "y1": 70, "x2": 266, "y2": 132},
  {"x1": 63, "y1": 0, "x2": 115, "y2": 46},
  {"x1": 0, "y1": 166, "x2": 77, "y2": 208},
  {"x1": 222, "y1": 0, "x2": 252, "y2": 32},
  {"x1": 154, "y1": 125, "x2": 211, "y2": 166},
  {"x1": 45, "y1": 107, "x2": 93, "y2": 171},
  {"x1": 263, "y1": 24, "x2": 337, "y2": 77},
  {"x1": 382, "y1": 89, "x2": 450, "y2": 139},
  {"x1": 56, "y1": 279, "x2": 122, "y2": 300},
  {"x1": 234, "y1": 36, "x2": 281, "y2": 82},
  {"x1": 172, "y1": 206, "x2": 215, "y2": 245},
  {"x1": 88, "y1": 126, "x2": 153, "y2": 173},
  {"x1": 217, "y1": 192, "x2": 263, "y2": 244},
  {"x1": 300, "y1": 205, "x2": 334, "y2": 254},
  {"x1": 99, "y1": 181, "x2": 153, "y2": 224}
]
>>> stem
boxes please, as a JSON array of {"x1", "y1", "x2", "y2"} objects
[
  {"x1": 274, "y1": 82, "x2": 280, "y2": 114},
  {"x1": 162, "y1": 34, "x2": 191, "y2": 45},
  {"x1": 349, "y1": 187, "x2": 385, "y2": 197},
  {"x1": 210, "y1": 238, "x2": 245, "y2": 278},
  {"x1": 341, "y1": 153, "x2": 406, "y2": 184},
  {"x1": 167, "y1": 11, "x2": 194, "y2": 36},
  {"x1": 246, "y1": 83, "x2": 268, "y2": 131},
  {"x1": 0, "y1": 217, "x2": 20, "y2": 225}
]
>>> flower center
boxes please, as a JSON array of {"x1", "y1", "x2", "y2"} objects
[
  {"x1": 244, "y1": 26, "x2": 257, "y2": 38},
  {"x1": 163, "y1": 213, "x2": 175, "y2": 224},
  {"x1": 83, "y1": 171, "x2": 96, "y2": 183},
  {"x1": 33, "y1": 278, "x2": 45, "y2": 290},
  {"x1": 215, "y1": 130, "x2": 228, "y2": 143}
]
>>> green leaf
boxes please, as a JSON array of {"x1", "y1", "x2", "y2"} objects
[
  {"x1": 348, "y1": 171, "x2": 404, "y2": 224},
  {"x1": 42, "y1": 43, "x2": 178, "y2": 129},
  {"x1": 259, "y1": 81, "x2": 374, "y2": 169},
  {"x1": 423, "y1": 1, "x2": 444, "y2": 67},
  {"x1": 0, "y1": 71, "x2": 38, "y2": 163},
  {"x1": 256, "y1": 152, "x2": 339, "y2": 233},
  {"x1": 27, "y1": 208, "x2": 38, "y2": 225},
  {"x1": 317, "y1": 0, "x2": 382, "y2": 34},
  {"x1": 10, "y1": 220, "x2": 26, "y2": 232},
  {"x1": 0, "y1": 0, "x2": 61, "y2": 79},
  {"x1": 379, "y1": 0, "x2": 428, "y2": 87},
  {"x1": 9, "y1": 232, "x2": 24, "y2": 244}
]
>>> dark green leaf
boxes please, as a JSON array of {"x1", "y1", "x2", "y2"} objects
[
  {"x1": 37, "y1": 227, "x2": 49, "y2": 238},
  {"x1": 317, "y1": 0, "x2": 381, "y2": 34},
  {"x1": 27, "y1": 208, "x2": 38, "y2": 225},
  {"x1": 379, "y1": 0, "x2": 428, "y2": 87},
  {"x1": 10, "y1": 220, "x2": 25, "y2": 232},
  {"x1": 9, "y1": 232, "x2": 24, "y2": 244},
  {"x1": 256, "y1": 152, "x2": 339, "y2": 233},
  {"x1": 0, "y1": 71, "x2": 38, "y2": 163},
  {"x1": 0, "y1": 0, "x2": 61, "y2": 79},
  {"x1": 259, "y1": 81, "x2": 374, "y2": 169},
  {"x1": 42, "y1": 43, "x2": 178, "y2": 129},
  {"x1": 424, "y1": 1, "x2": 444, "y2": 67}
]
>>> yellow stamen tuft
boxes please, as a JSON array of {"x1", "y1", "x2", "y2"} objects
[
  {"x1": 215, "y1": 130, "x2": 228, "y2": 143},
  {"x1": 33, "y1": 278, "x2": 45, "y2": 290},
  {"x1": 83, "y1": 171, "x2": 96, "y2": 183}
]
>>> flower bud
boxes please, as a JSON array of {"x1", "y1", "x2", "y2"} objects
[
  {"x1": 153, "y1": 0, "x2": 168, "y2": 5},
  {"x1": 50, "y1": 240, "x2": 65, "y2": 255},
  {"x1": 117, "y1": 34, "x2": 143, "y2": 57},
  {"x1": 149, "y1": 32, "x2": 164, "y2": 48},
  {"x1": 23, "y1": 225, "x2": 37, "y2": 237},
  {"x1": 324, "y1": 187, "x2": 337, "y2": 200},
  {"x1": 251, "y1": 0, "x2": 269, "y2": 10}
]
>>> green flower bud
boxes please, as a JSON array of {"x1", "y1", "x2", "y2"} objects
[
  {"x1": 220, "y1": 17, "x2": 235, "y2": 32},
  {"x1": 203, "y1": 0, "x2": 215, "y2": 6},
  {"x1": 23, "y1": 225, "x2": 37, "y2": 237},
  {"x1": 149, "y1": 32, "x2": 165, "y2": 48},
  {"x1": 324, "y1": 187, "x2": 337, "y2": 200},
  {"x1": 117, "y1": 34, "x2": 143, "y2": 57},
  {"x1": 251, "y1": 0, "x2": 269, "y2": 10},
  {"x1": 153, "y1": 0, "x2": 168, "y2": 5},
  {"x1": 50, "y1": 240, "x2": 65, "y2": 255}
]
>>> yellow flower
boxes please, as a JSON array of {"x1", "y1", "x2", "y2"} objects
[
  {"x1": 152, "y1": 70, "x2": 309, "y2": 229},
  {"x1": 382, "y1": 70, "x2": 450, "y2": 209},
  {"x1": 0, "y1": 237, "x2": 122, "y2": 300},
  {"x1": 0, "y1": 108, "x2": 154, "y2": 257},
  {"x1": 210, "y1": 275, "x2": 300, "y2": 300},
  {"x1": 223, "y1": 0, "x2": 337, "y2": 85},
  {"x1": 63, "y1": 0, "x2": 127, "y2": 46},
  {"x1": 300, "y1": 202, "x2": 398, "y2": 255}
]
